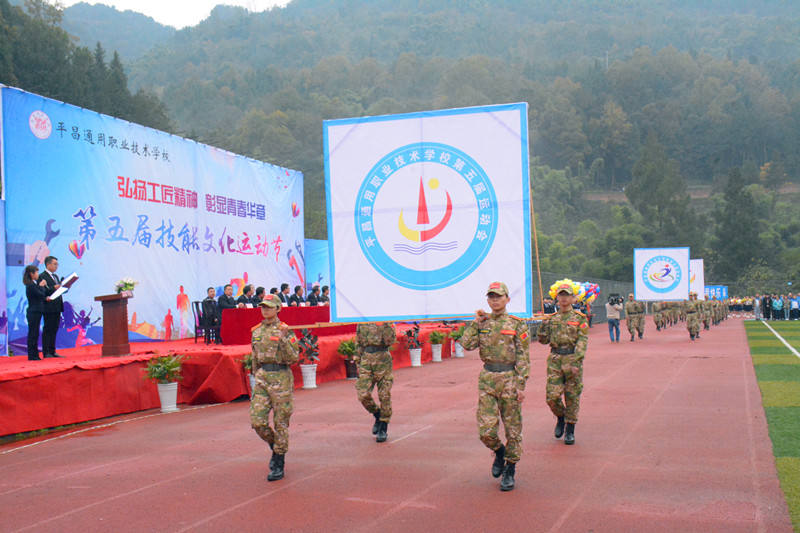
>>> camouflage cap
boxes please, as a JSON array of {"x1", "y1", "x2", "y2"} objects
[
  {"x1": 556, "y1": 283, "x2": 574, "y2": 295},
  {"x1": 487, "y1": 281, "x2": 509, "y2": 296},
  {"x1": 259, "y1": 294, "x2": 281, "y2": 309}
]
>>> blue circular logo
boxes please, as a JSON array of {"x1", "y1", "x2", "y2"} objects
[
  {"x1": 642, "y1": 255, "x2": 682, "y2": 294},
  {"x1": 354, "y1": 142, "x2": 498, "y2": 290}
]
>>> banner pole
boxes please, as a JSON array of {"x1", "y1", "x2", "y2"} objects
[{"x1": 530, "y1": 197, "x2": 545, "y2": 314}]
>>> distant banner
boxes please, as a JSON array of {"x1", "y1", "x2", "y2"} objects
[
  {"x1": 304, "y1": 239, "x2": 330, "y2": 291},
  {"x1": 0, "y1": 200, "x2": 6, "y2": 356},
  {"x1": 705, "y1": 285, "x2": 728, "y2": 300},
  {"x1": 324, "y1": 103, "x2": 532, "y2": 321},
  {"x1": 633, "y1": 247, "x2": 690, "y2": 301},
  {"x1": 690, "y1": 258, "x2": 705, "y2": 296},
  {"x1": 2, "y1": 87, "x2": 304, "y2": 350}
]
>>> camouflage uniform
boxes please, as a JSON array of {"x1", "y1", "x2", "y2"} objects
[
  {"x1": 355, "y1": 322, "x2": 397, "y2": 423},
  {"x1": 652, "y1": 301, "x2": 663, "y2": 330},
  {"x1": 250, "y1": 318, "x2": 299, "y2": 455},
  {"x1": 625, "y1": 298, "x2": 645, "y2": 338},
  {"x1": 460, "y1": 311, "x2": 530, "y2": 463},
  {"x1": 685, "y1": 297, "x2": 701, "y2": 338},
  {"x1": 701, "y1": 298, "x2": 713, "y2": 329},
  {"x1": 538, "y1": 309, "x2": 589, "y2": 424}
]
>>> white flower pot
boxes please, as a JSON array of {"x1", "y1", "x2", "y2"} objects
[
  {"x1": 156, "y1": 382, "x2": 179, "y2": 413},
  {"x1": 249, "y1": 374, "x2": 256, "y2": 396},
  {"x1": 409, "y1": 348, "x2": 422, "y2": 367},
  {"x1": 301, "y1": 364, "x2": 317, "y2": 389},
  {"x1": 454, "y1": 341, "x2": 465, "y2": 358},
  {"x1": 431, "y1": 344, "x2": 442, "y2": 362}
]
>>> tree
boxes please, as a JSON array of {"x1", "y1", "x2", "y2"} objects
[
  {"x1": 710, "y1": 168, "x2": 761, "y2": 280},
  {"x1": 588, "y1": 100, "x2": 633, "y2": 189}
]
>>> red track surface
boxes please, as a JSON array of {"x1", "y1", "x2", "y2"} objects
[{"x1": 0, "y1": 318, "x2": 792, "y2": 532}]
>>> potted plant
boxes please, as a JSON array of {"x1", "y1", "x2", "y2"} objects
[
  {"x1": 240, "y1": 353, "x2": 256, "y2": 395},
  {"x1": 144, "y1": 353, "x2": 184, "y2": 413},
  {"x1": 403, "y1": 322, "x2": 423, "y2": 367},
  {"x1": 337, "y1": 337, "x2": 358, "y2": 380},
  {"x1": 297, "y1": 328, "x2": 320, "y2": 389},
  {"x1": 428, "y1": 329, "x2": 446, "y2": 362},
  {"x1": 449, "y1": 324, "x2": 466, "y2": 358}
]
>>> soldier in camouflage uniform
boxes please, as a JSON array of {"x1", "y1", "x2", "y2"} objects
[
  {"x1": 652, "y1": 301, "x2": 663, "y2": 331},
  {"x1": 538, "y1": 282, "x2": 589, "y2": 447},
  {"x1": 685, "y1": 291, "x2": 702, "y2": 340},
  {"x1": 250, "y1": 295, "x2": 299, "y2": 481},
  {"x1": 624, "y1": 293, "x2": 645, "y2": 341},
  {"x1": 354, "y1": 321, "x2": 397, "y2": 443},
  {"x1": 701, "y1": 295, "x2": 713, "y2": 330},
  {"x1": 460, "y1": 281, "x2": 530, "y2": 492}
]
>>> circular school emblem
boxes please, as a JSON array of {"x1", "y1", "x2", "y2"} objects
[
  {"x1": 642, "y1": 255, "x2": 683, "y2": 294},
  {"x1": 29, "y1": 110, "x2": 52, "y2": 140},
  {"x1": 354, "y1": 142, "x2": 498, "y2": 290}
]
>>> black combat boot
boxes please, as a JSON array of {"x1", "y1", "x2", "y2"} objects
[
  {"x1": 564, "y1": 423, "x2": 575, "y2": 445},
  {"x1": 269, "y1": 443, "x2": 276, "y2": 470},
  {"x1": 267, "y1": 454, "x2": 284, "y2": 481},
  {"x1": 690, "y1": 333, "x2": 695, "y2": 340},
  {"x1": 376, "y1": 421, "x2": 388, "y2": 443},
  {"x1": 554, "y1": 416, "x2": 566, "y2": 439},
  {"x1": 492, "y1": 444, "x2": 506, "y2": 478},
  {"x1": 372, "y1": 410, "x2": 381, "y2": 435},
  {"x1": 695, "y1": 332, "x2": 700, "y2": 339},
  {"x1": 630, "y1": 334, "x2": 634, "y2": 342},
  {"x1": 500, "y1": 461, "x2": 516, "y2": 492},
  {"x1": 638, "y1": 332, "x2": 643, "y2": 339}
]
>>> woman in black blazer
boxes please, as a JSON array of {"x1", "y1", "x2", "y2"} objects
[{"x1": 24, "y1": 265, "x2": 48, "y2": 361}]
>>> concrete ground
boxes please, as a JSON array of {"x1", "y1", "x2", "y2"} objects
[{"x1": 0, "y1": 317, "x2": 792, "y2": 532}]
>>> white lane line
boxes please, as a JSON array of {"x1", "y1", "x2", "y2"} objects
[
  {"x1": 0, "y1": 404, "x2": 219, "y2": 456},
  {"x1": 760, "y1": 321, "x2": 800, "y2": 358}
]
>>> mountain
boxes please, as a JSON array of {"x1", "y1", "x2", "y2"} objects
[{"x1": 61, "y1": 2, "x2": 175, "y2": 61}]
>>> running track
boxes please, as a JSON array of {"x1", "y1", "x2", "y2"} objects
[{"x1": 0, "y1": 318, "x2": 792, "y2": 532}]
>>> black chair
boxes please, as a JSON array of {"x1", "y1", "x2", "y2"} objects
[{"x1": 192, "y1": 300, "x2": 221, "y2": 344}]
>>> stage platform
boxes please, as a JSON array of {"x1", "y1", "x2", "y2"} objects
[{"x1": 0, "y1": 324, "x2": 454, "y2": 437}]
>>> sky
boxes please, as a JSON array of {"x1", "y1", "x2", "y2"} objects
[{"x1": 60, "y1": 0, "x2": 291, "y2": 29}]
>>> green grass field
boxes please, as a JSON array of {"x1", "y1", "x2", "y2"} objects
[{"x1": 745, "y1": 320, "x2": 800, "y2": 531}]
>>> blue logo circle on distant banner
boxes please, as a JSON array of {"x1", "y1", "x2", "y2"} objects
[
  {"x1": 642, "y1": 255, "x2": 682, "y2": 294},
  {"x1": 354, "y1": 142, "x2": 498, "y2": 290}
]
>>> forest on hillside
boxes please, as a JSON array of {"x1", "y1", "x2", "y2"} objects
[{"x1": 6, "y1": 0, "x2": 800, "y2": 289}]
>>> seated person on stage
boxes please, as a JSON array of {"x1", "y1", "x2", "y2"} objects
[
  {"x1": 319, "y1": 285, "x2": 330, "y2": 305},
  {"x1": 307, "y1": 286, "x2": 321, "y2": 306},
  {"x1": 278, "y1": 283, "x2": 290, "y2": 304},
  {"x1": 254, "y1": 286, "x2": 266, "y2": 305},
  {"x1": 237, "y1": 284, "x2": 255, "y2": 307},
  {"x1": 218, "y1": 284, "x2": 237, "y2": 316},
  {"x1": 288, "y1": 285, "x2": 305, "y2": 307},
  {"x1": 269, "y1": 287, "x2": 279, "y2": 297},
  {"x1": 202, "y1": 287, "x2": 221, "y2": 344}
]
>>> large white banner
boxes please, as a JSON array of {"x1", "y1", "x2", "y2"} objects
[
  {"x1": 633, "y1": 247, "x2": 690, "y2": 301},
  {"x1": 324, "y1": 104, "x2": 532, "y2": 322},
  {"x1": 690, "y1": 259, "x2": 705, "y2": 296}
]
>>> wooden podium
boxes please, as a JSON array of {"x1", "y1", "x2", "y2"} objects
[{"x1": 94, "y1": 291, "x2": 133, "y2": 356}]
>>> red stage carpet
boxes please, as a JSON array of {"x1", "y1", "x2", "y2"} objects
[{"x1": 0, "y1": 324, "x2": 455, "y2": 437}]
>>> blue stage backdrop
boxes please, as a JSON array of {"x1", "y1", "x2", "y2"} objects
[
  {"x1": 304, "y1": 239, "x2": 330, "y2": 292},
  {"x1": 0, "y1": 200, "x2": 7, "y2": 355},
  {"x1": 2, "y1": 87, "x2": 304, "y2": 351}
]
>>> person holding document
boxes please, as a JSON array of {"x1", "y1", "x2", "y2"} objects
[
  {"x1": 23, "y1": 265, "x2": 47, "y2": 361},
  {"x1": 40, "y1": 256, "x2": 65, "y2": 358}
]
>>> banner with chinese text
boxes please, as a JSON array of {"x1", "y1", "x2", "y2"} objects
[
  {"x1": 324, "y1": 103, "x2": 532, "y2": 322},
  {"x1": 633, "y1": 247, "x2": 690, "y2": 301},
  {"x1": 2, "y1": 87, "x2": 304, "y2": 350}
]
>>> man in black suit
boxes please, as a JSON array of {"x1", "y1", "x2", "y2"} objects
[
  {"x1": 218, "y1": 284, "x2": 237, "y2": 312},
  {"x1": 202, "y1": 287, "x2": 221, "y2": 344},
  {"x1": 237, "y1": 284, "x2": 255, "y2": 307},
  {"x1": 253, "y1": 286, "x2": 266, "y2": 305},
  {"x1": 41, "y1": 256, "x2": 64, "y2": 358},
  {"x1": 288, "y1": 285, "x2": 305, "y2": 307},
  {"x1": 278, "y1": 283, "x2": 290, "y2": 304},
  {"x1": 307, "y1": 286, "x2": 321, "y2": 306}
]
